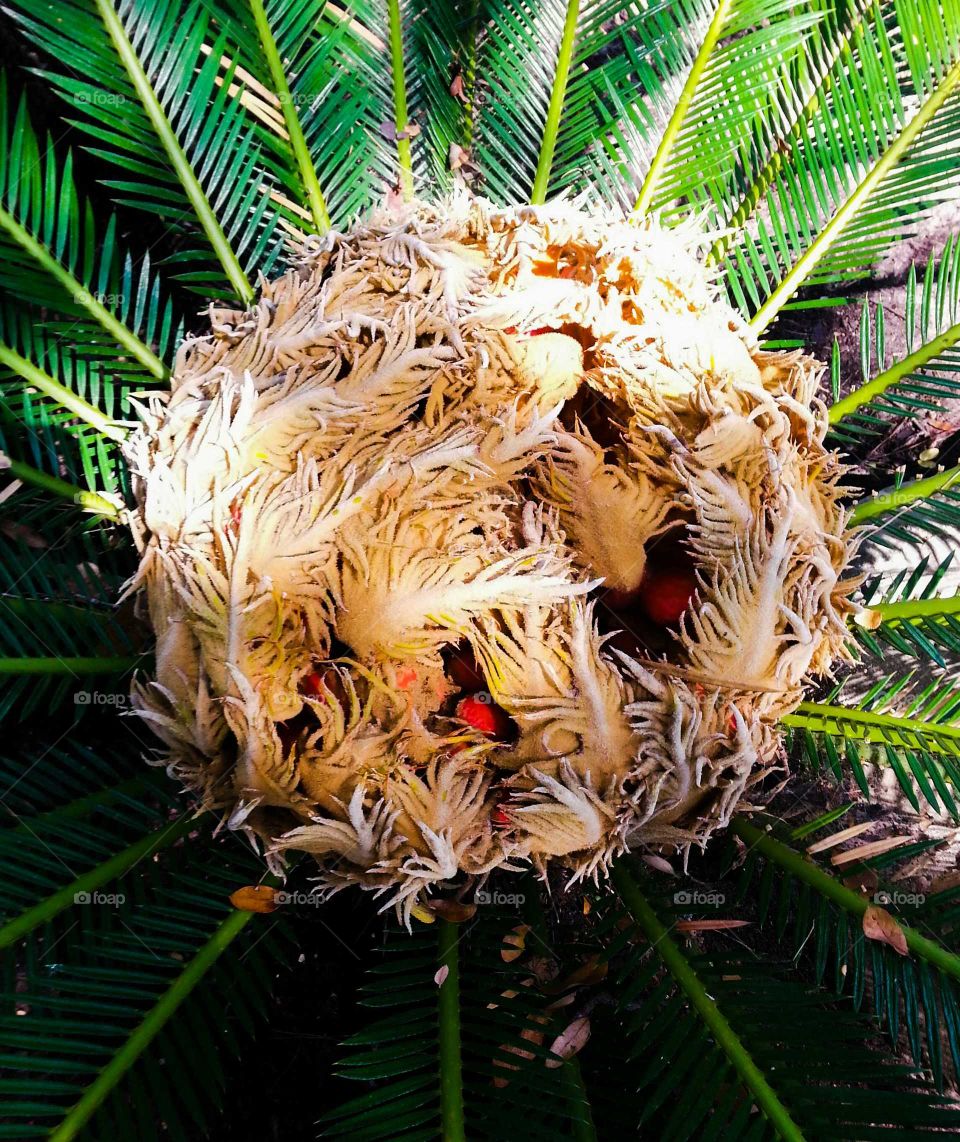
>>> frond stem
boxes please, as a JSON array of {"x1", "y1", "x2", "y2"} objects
[
  {"x1": 783, "y1": 700, "x2": 960, "y2": 756},
  {"x1": 49, "y1": 903, "x2": 255, "y2": 1141},
  {"x1": 829, "y1": 319, "x2": 960, "y2": 424},
  {"x1": 0, "y1": 814, "x2": 194, "y2": 951},
  {"x1": 0, "y1": 206, "x2": 166, "y2": 379},
  {"x1": 611, "y1": 862, "x2": 806, "y2": 1142},
  {"x1": 94, "y1": 0, "x2": 254, "y2": 304},
  {"x1": 247, "y1": 0, "x2": 330, "y2": 232},
  {"x1": 0, "y1": 344, "x2": 127, "y2": 441},
  {"x1": 849, "y1": 464, "x2": 960, "y2": 526},
  {"x1": 0, "y1": 455, "x2": 122, "y2": 519},
  {"x1": 633, "y1": 0, "x2": 732, "y2": 216},
  {"x1": 530, "y1": 0, "x2": 581, "y2": 205},
  {"x1": 868, "y1": 594, "x2": 960, "y2": 621},
  {"x1": 387, "y1": 0, "x2": 414, "y2": 199},
  {"x1": 437, "y1": 918, "x2": 466, "y2": 1142},
  {"x1": 0, "y1": 656, "x2": 141, "y2": 675}
]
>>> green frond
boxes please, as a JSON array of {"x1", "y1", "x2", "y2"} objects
[
  {"x1": 326, "y1": 902, "x2": 595, "y2": 1141},
  {"x1": 855, "y1": 554, "x2": 960, "y2": 666},
  {"x1": 0, "y1": 82, "x2": 173, "y2": 380},
  {"x1": 0, "y1": 507, "x2": 139, "y2": 718},
  {"x1": 785, "y1": 670, "x2": 960, "y2": 811},
  {"x1": 733, "y1": 816, "x2": 960, "y2": 1089},
  {"x1": 207, "y1": 0, "x2": 396, "y2": 228},
  {"x1": 0, "y1": 320, "x2": 130, "y2": 497},
  {"x1": 9, "y1": 0, "x2": 284, "y2": 302},
  {"x1": 610, "y1": 864, "x2": 804, "y2": 1141},
  {"x1": 602, "y1": 863, "x2": 960, "y2": 1136},
  {"x1": 716, "y1": 1, "x2": 960, "y2": 326},
  {"x1": 636, "y1": 0, "x2": 826, "y2": 219},
  {"x1": 1, "y1": 817, "x2": 285, "y2": 1138},
  {"x1": 848, "y1": 464, "x2": 960, "y2": 558},
  {"x1": 829, "y1": 238, "x2": 960, "y2": 442}
]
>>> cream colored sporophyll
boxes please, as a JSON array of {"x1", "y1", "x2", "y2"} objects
[{"x1": 126, "y1": 194, "x2": 856, "y2": 924}]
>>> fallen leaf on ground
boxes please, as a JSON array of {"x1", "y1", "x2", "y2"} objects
[
  {"x1": 546, "y1": 1016, "x2": 591, "y2": 1067},
  {"x1": 229, "y1": 885, "x2": 277, "y2": 913},
  {"x1": 863, "y1": 904, "x2": 909, "y2": 956}
]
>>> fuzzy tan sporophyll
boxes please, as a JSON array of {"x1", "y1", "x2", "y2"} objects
[{"x1": 125, "y1": 195, "x2": 856, "y2": 924}]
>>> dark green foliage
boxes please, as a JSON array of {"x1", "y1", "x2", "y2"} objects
[{"x1": 4, "y1": 0, "x2": 960, "y2": 1137}]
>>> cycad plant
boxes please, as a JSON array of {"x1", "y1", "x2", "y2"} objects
[{"x1": 5, "y1": 0, "x2": 960, "y2": 1138}]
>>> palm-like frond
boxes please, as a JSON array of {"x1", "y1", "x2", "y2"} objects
[
  {"x1": 325, "y1": 906, "x2": 591, "y2": 1141},
  {"x1": 732, "y1": 816, "x2": 960, "y2": 1091},
  {"x1": 9, "y1": 0, "x2": 284, "y2": 301},
  {"x1": 0, "y1": 502, "x2": 140, "y2": 719},
  {"x1": 714, "y1": 1, "x2": 960, "y2": 326},
  {"x1": 830, "y1": 238, "x2": 960, "y2": 444},
  {"x1": 0, "y1": 727, "x2": 288, "y2": 1141},
  {"x1": 855, "y1": 555, "x2": 960, "y2": 667},
  {"x1": 786, "y1": 670, "x2": 960, "y2": 812},
  {"x1": 603, "y1": 864, "x2": 960, "y2": 1138}
]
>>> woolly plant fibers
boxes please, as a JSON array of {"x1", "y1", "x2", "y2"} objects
[{"x1": 127, "y1": 195, "x2": 855, "y2": 922}]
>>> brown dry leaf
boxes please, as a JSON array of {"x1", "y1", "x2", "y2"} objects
[
  {"x1": 806, "y1": 820, "x2": 874, "y2": 854},
  {"x1": 501, "y1": 924, "x2": 530, "y2": 962},
  {"x1": 434, "y1": 965, "x2": 449, "y2": 987},
  {"x1": 427, "y1": 898, "x2": 477, "y2": 923},
  {"x1": 674, "y1": 919, "x2": 751, "y2": 932},
  {"x1": 400, "y1": 121, "x2": 421, "y2": 139},
  {"x1": 450, "y1": 73, "x2": 466, "y2": 100},
  {"x1": 831, "y1": 836, "x2": 912, "y2": 867},
  {"x1": 546, "y1": 1016, "x2": 591, "y2": 1068},
  {"x1": 229, "y1": 884, "x2": 277, "y2": 913},
  {"x1": 862, "y1": 905, "x2": 909, "y2": 956},
  {"x1": 582, "y1": 897, "x2": 591, "y2": 915}
]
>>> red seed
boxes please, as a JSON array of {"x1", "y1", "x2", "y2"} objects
[
  {"x1": 456, "y1": 694, "x2": 513, "y2": 739},
  {"x1": 640, "y1": 564, "x2": 698, "y2": 626},
  {"x1": 300, "y1": 670, "x2": 327, "y2": 697},
  {"x1": 491, "y1": 804, "x2": 512, "y2": 827},
  {"x1": 300, "y1": 668, "x2": 348, "y2": 709}
]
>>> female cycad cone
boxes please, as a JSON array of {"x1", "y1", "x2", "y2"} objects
[{"x1": 126, "y1": 195, "x2": 856, "y2": 923}]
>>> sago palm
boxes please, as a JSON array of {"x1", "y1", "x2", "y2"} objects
[{"x1": 3, "y1": 0, "x2": 960, "y2": 1138}]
